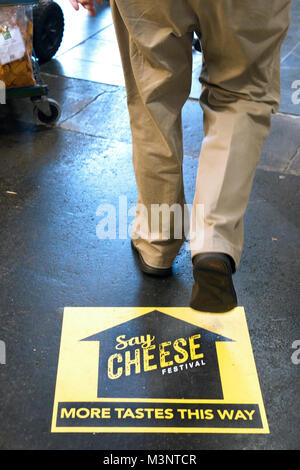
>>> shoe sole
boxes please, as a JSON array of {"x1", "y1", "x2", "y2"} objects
[
  {"x1": 131, "y1": 241, "x2": 172, "y2": 277},
  {"x1": 190, "y1": 261, "x2": 237, "y2": 313}
]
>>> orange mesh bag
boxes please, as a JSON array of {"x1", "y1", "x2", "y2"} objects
[{"x1": 0, "y1": 5, "x2": 36, "y2": 89}]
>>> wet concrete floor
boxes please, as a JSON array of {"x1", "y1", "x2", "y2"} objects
[{"x1": 0, "y1": 0, "x2": 299, "y2": 451}]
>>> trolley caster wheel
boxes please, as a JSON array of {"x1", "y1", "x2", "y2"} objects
[
  {"x1": 33, "y1": 97, "x2": 61, "y2": 125},
  {"x1": 33, "y1": 1, "x2": 64, "y2": 63}
]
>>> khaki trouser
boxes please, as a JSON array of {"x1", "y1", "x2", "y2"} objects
[{"x1": 111, "y1": 0, "x2": 291, "y2": 270}]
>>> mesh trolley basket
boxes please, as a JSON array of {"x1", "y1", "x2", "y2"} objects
[{"x1": 0, "y1": 0, "x2": 61, "y2": 124}]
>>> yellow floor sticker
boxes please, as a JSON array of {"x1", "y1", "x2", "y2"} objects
[{"x1": 51, "y1": 307, "x2": 269, "y2": 433}]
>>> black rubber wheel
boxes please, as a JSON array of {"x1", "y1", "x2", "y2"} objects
[{"x1": 33, "y1": 1, "x2": 64, "y2": 63}]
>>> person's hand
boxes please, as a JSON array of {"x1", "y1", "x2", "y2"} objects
[{"x1": 69, "y1": 0, "x2": 103, "y2": 17}]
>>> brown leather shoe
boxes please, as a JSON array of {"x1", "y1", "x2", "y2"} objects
[
  {"x1": 131, "y1": 240, "x2": 172, "y2": 277},
  {"x1": 190, "y1": 252, "x2": 237, "y2": 312}
]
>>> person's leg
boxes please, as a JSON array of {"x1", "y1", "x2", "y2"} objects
[
  {"x1": 190, "y1": 0, "x2": 292, "y2": 269},
  {"x1": 110, "y1": 0, "x2": 197, "y2": 269},
  {"x1": 189, "y1": 0, "x2": 292, "y2": 310}
]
